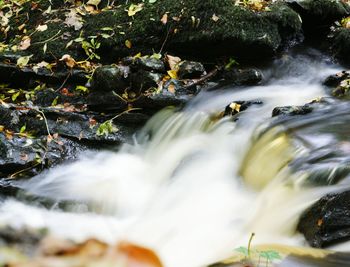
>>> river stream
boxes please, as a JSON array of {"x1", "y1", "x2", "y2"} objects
[{"x1": 0, "y1": 47, "x2": 348, "y2": 267}]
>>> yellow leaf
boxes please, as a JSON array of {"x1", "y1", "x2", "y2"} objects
[
  {"x1": 128, "y1": 3, "x2": 143, "y2": 16},
  {"x1": 167, "y1": 70, "x2": 178, "y2": 79},
  {"x1": 17, "y1": 55, "x2": 33, "y2": 68},
  {"x1": 125, "y1": 39, "x2": 132, "y2": 49}
]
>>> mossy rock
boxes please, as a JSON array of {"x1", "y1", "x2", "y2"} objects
[
  {"x1": 2, "y1": 0, "x2": 302, "y2": 63},
  {"x1": 329, "y1": 28, "x2": 350, "y2": 64}
]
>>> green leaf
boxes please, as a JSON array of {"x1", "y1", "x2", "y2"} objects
[
  {"x1": 51, "y1": 96, "x2": 59, "y2": 106},
  {"x1": 75, "y1": 85, "x2": 89, "y2": 93},
  {"x1": 96, "y1": 120, "x2": 118, "y2": 137},
  {"x1": 20, "y1": 124, "x2": 26, "y2": 133},
  {"x1": 235, "y1": 247, "x2": 249, "y2": 257},
  {"x1": 259, "y1": 250, "x2": 282, "y2": 260},
  {"x1": 11, "y1": 91, "x2": 20, "y2": 102}
]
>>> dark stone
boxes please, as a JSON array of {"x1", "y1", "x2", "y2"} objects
[
  {"x1": 324, "y1": 70, "x2": 350, "y2": 87},
  {"x1": 323, "y1": 70, "x2": 350, "y2": 98},
  {"x1": 163, "y1": 79, "x2": 197, "y2": 96},
  {"x1": 272, "y1": 104, "x2": 313, "y2": 117},
  {"x1": 224, "y1": 100, "x2": 263, "y2": 117},
  {"x1": 298, "y1": 190, "x2": 350, "y2": 248},
  {"x1": 0, "y1": 62, "x2": 87, "y2": 88},
  {"x1": 87, "y1": 91, "x2": 128, "y2": 111},
  {"x1": 2, "y1": 0, "x2": 302, "y2": 63},
  {"x1": 134, "y1": 94, "x2": 189, "y2": 112},
  {"x1": 132, "y1": 57, "x2": 165, "y2": 73},
  {"x1": 130, "y1": 70, "x2": 163, "y2": 91},
  {"x1": 177, "y1": 61, "x2": 206, "y2": 79},
  {"x1": 329, "y1": 28, "x2": 350, "y2": 64},
  {"x1": 0, "y1": 105, "x2": 135, "y2": 144},
  {"x1": 90, "y1": 65, "x2": 129, "y2": 93},
  {"x1": 287, "y1": 0, "x2": 350, "y2": 37},
  {"x1": 221, "y1": 68, "x2": 263, "y2": 86}
]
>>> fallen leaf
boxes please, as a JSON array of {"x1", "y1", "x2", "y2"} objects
[
  {"x1": 65, "y1": 9, "x2": 84, "y2": 31},
  {"x1": 36, "y1": 24, "x2": 48, "y2": 32},
  {"x1": 18, "y1": 36, "x2": 31, "y2": 50},
  {"x1": 17, "y1": 55, "x2": 33, "y2": 68},
  {"x1": 125, "y1": 39, "x2": 132, "y2": 48},
  {"x1": 212, "y1": 14, "x2": 219, "y2": 22},
  {"x1": 166, "y1": 55, "x2": 181, "y2": 71},
  {"x1": 161, "y1": 13, "x2": 168, "y2": 24},
  {"x1": 167, "y1": 70, "x2": 178, "y2": 79},
  {"x1": 59, "y1": 54, "x2": 76, "y2": 68},
  {"x1": 128, "y1": 3, "x2": 144, "y2": 16}
]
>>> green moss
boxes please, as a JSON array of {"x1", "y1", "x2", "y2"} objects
[{"x1": 1, "y1": 0, "x2": 302, "y2": 62}]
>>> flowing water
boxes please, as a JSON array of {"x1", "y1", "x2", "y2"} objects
[{"x1": 0, "y1": 47, "x2": 348, "y2": 266}]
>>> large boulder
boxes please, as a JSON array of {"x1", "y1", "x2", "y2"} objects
[
  {"x1": 1, "y1": 0, "x2": 302, "y2": 63},
  {"x1": 329, "y1": 28, "x2": 350, "y2": 63},
  {"x1": 286, "y1": 0, "x2": 350, "y2": 36}
]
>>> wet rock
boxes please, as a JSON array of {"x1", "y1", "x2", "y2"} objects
[
  {"x1": 224, "y1": 100, "x2": 263, "y2": 117},
  {"x1": 0, "y1": 133, "x2": 39, "y2": 177},
  {"x1": 0, "y1": 226, "x2": 45, "y2": 254},
  {"x1": 134, "y1": 94, "x2": 189, "y2": 112},
  {"x1": 222, "y1": 68, "x2": 263, "y2": 86},
  {"x1": 324, "y1": 70, "x2": 350, "y2": 87},
  {"x1": 163, "y1": 79, "x2": 198, "y2": 96},
  {"x1": 0, "y1": 105, "x2": 135, "y2": 145},
  {"x1": 272, "y1": 104, "x2": 313, "y2": 117},
  {"x1": 87, "y1": 91, "x2": 128, "y2": 112},
  {"x1": 177, "y1": 61, "x2": 206, "y2": 79},
  {"x1": 0, "y1": 130, "x2": 88, "y2": 178},
  {"x1": 90, "y1": 65, "x2": 129, "y2": 93},
  {"x1": 324, "y1": 70, "x2": 350, "y2": 98},
  {"x1": 286, "y1": 0, "x2": 350, "y2": 36},
  {"x1": 130, "y1": 70, "x2": 163, "y2": 91},
  {"x1": 0, "y1": 62, "x2": 87, "y2": 88},
  {"x1": 298, "y1": 190, "x2": 350, "y2": 248},
  {"x1": 0, "y1": 179, "x2": 19, "y2": 197},
  {"x1": 132, "y1": 57, "x2": 165, "y2": 73}
]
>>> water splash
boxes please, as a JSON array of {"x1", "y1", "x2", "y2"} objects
[{"x1": 0, "y1": 48, "x2": 345, "y2": 267}]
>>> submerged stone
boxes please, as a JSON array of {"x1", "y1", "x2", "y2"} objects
[{"x1": 272, "y1": 104, "x2": 313, "y2": 117}]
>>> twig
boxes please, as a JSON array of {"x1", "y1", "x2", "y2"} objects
[
  {"x1": 34, "y1": 108, "x2": 51, "y2": 137},
  {"x1": 110, "y1": 107, "x2": 142, "y2": 121},
  {"x1": 55, "y1": 71, "x2": 71, "y2": 92},
  {"x1": 9, "y1": 162, "x2": 41, "y2": 179},
  {"x1": 159, "y1": 26, "x2": 172, "y2": 54},
  {"x1": 183, "y1": 67, "x2": 219, "y2": 89},
  {"x1": 32, "y1": 30, "x2": 62, "y2": 45}
]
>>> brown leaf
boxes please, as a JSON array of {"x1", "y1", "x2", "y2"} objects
[
  {"x1": 59, "y1": 54, "x2": 76, "y2": 68},
  {"x1": 117, "y1": 241, "x2": 163, "y2": 267},
  {"x1": 18, "y1": 36, "x2": 31, "y2": 51},
  {"x1": 166, "y1": 55, "x2": 181, "y2": 71}
]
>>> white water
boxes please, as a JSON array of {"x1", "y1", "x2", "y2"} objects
[{"x1": 0, "y1": 49, "x2": 344, "y2": 266}]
